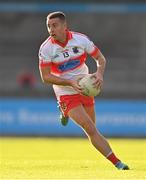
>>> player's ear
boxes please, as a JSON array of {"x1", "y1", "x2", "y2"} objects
[
  {"x1": 63, "y1": 21, "x2": 67, "y2": 29},
  {"x1": 46, "y1": 23, "x2": 49, "y2": 33}
]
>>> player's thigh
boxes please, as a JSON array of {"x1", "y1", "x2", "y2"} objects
[
  {"x1": 83, "y1": 105, "x2": 96, "y2": 124},
  {"x1": 68, "y1": 105, "x2": 95, "y2": 132}
]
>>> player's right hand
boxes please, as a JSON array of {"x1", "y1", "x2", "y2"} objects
[{"x1": 69, "y1": 80, "x2": 83, "y2": 94}]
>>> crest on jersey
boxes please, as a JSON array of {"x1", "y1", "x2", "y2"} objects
[
  {"x1": 72, "y1": 47, "x2": 79, "y2": 54},
  {"x1": 60, "y1": 102, "x2": 67, "y2": 111}
]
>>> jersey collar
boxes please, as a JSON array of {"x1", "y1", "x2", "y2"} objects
[{"x1": 51, "y1": 30, "x2": 73, "y2": 48}]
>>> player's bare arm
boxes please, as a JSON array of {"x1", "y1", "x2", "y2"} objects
[
  {"x1": 39, "y1": 66, "x2": 83, "y2": 93},
  {"x1": 92, "y1": 50, "x2": 106, "y2": 88}
]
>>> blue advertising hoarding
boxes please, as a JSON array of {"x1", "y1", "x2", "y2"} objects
[{"x1": 0, "y1": 99, "x2": 146, "y2": 137}]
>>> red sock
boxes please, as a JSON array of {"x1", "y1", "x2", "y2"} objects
[{"x1": 106, "y1": 152, "x2": 120, "y2": 165}]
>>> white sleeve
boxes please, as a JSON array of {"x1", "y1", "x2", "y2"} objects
[
  {"x1": 83, "y1": 36, "x2": 100, "y2": 56},
  {"x1": 39, "y1": 45, "x2": 51, "y2": 61},
  {"x1": 39, "y1": 45, "x2": 52, "y2": 67}
]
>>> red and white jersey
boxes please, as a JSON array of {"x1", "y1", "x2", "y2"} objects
[{"x1": 39, "y1": 30, "x2": 99, "y2": 99}]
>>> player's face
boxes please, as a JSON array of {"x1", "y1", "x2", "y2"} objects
[{"x1": 47, "y1": 18, "x2": 67, "y2": 42}]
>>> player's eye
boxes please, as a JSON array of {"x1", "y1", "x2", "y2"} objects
[{"x1": 53, "y1": 23, "x2": 58, "y2": 28}]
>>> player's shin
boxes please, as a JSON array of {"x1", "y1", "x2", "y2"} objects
[
  {"x1": 87, "y1": 130, "x2": 129, "y2": 170},
  {"x1": 85, "y1": 128, "x2": 122, "y2": 165}
]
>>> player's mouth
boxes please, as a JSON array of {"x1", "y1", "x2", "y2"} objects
[{"x1": 51, "y1": 34, "x2": 56, "y2": 38}]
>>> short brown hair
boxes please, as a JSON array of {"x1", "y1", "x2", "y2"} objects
[{"x1": 47, "y1": 11, "x2": 66, "y2": 22}]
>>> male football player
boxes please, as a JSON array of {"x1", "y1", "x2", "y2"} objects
[{"x1": 39, "y1": 11, "x2": 129, "y2": 170}]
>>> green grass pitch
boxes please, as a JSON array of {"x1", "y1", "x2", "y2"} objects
[{"x1": 0, "y1": 137, "x2": 146, "y2": 180}]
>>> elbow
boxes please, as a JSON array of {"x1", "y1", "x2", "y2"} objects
[
  {"x1": 41, "y1": 75, "x2": 49, "y2": 84},
  {"x1": 42, "y1": 78, "x2": 47, "y2": 84},
  {"x1": 103, "y1": 57, "x2": 106, "y2": 65},
  {"x1": 100, "y1": 54, "x2": 106, "y2": 66},
  {"x1": 98, "y1": 56, "x2": 106, "y2": 67},
  {"x1": 101, "y1": 53, "x2": 106, "y2": 64}
]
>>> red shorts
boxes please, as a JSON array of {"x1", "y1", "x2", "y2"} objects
[{"x1": 58, "y1": 94, "x2": 94, "y2": 117}]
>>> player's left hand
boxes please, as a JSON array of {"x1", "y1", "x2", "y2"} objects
[{"x1": 91, "y1": 72, "x2": 103, "y2": 89}]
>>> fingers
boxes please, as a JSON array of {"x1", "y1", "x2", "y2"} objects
[
  {"x1": 93, "y1": 78, "x2": 103, "y2": 86},
  {"x1": 76, "y1": 85, "x2": 84, "y2": 93},
  {"x1": 74, "y1": 87, "x2": 83, "y2": 94},
  {"x1": 71, "y1": 80, "x2": 83, "y2": 94},
  {"x1": 91, "y1": 73, "x2": 103, "y2": 88}
]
